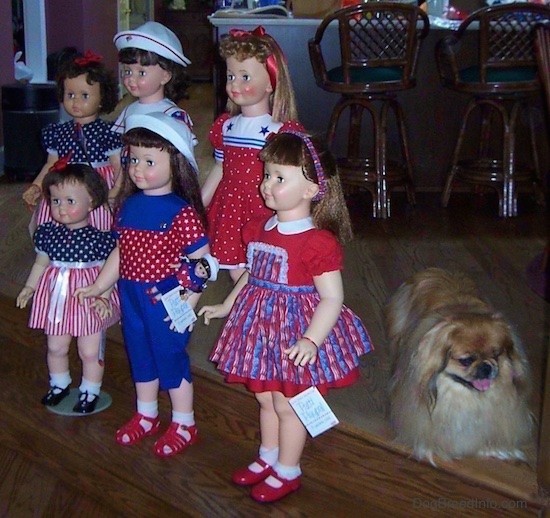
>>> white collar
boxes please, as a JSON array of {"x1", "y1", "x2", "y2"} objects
[{"x1": 264, "y1": 215, "x2": 315, "y2": 235}]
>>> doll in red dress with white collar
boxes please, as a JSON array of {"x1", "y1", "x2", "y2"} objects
[{"x1": 200, "y1": 131, "x2": 372, "y2": 503}]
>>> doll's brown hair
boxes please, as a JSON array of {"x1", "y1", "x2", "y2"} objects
[
  {"x1": 259, "y1": 132, "x2": 353, "y2": 244},
  {"x1": 118, "y1": 128, "x2": 207, "y2": 229},
  {"x1": 43, "y1": 163, "x2": 108, "y2": 210},
  {"x1": 56, "y1": 52, "x2": 119, "y2": 115},
  {"x1": 118, "y1": 48, "x2": 190, "y2": 103},
  {"x1": 219, "y1": 29, "x2": 298, "y2": 122}
]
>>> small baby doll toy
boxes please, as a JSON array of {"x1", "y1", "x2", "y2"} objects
[{"x1": 147, "y1": 253, "x2": 220, "y2": 303}]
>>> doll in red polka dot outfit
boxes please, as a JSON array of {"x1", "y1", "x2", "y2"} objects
[
  {"x1": 76, "y1": 112, "x2": 210, "y2": 458},
  {"x1": 201, "y1": 26, "x2": 304, "y2": 283}
]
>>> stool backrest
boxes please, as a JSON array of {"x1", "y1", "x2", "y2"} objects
[
  {"x1": 535, "y1": 22, "x2": 550, "y2": 114},
  {"x1": 309, "y1": 3, "x2": 430, "y2": 94}
]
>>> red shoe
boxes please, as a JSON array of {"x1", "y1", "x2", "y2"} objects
[
  {"x1": 115, "y1": 413, "x2": 160, "y2": 446},
  {"x1": 153, "y1": 422, "x2": 198, "y2": 458},
  {"x1": 232, "y1": 458, "x2": 273, "y2": 486},
  {"x1": 250, "y1": 472, "x2": 301, "y2": 503}
]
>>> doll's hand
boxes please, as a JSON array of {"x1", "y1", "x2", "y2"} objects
[
  {"x1": 74, "y1": 284, "x2": 102, "y2": 304},
  {"x1": 163, "y1": 315, "x2": 194, "y2": 333},
  {"x1": 16, "y1": 286, "x2": 35, "y2": 309},
  {"x1": 197, "y1": 304, "x2": 229, "y2": 325},
  {"x1": 91, "y1": 297, "x2": 112, "y2": 319},
  {"x1": 22, "y1": 184, "x2": 42, "y2": 211},
  {"x1": 284, "y1": 338, "x2": 318, "y2": 367}
]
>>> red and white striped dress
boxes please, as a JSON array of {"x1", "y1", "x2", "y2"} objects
[{"x1": 29, "y1": 222, "x2": 120, "y2": 336}]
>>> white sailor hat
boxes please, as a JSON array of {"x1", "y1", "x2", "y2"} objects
[
  {"x1": 114, "y1": 21, "x2": 191, "y2": 67},
  {"x1": 125, "y1": 112, "x2": 198, "y2": 173},
  {"x1": 201, "y1": 254, "x2": 220, "y2": 282}
]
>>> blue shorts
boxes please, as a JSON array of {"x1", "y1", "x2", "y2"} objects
[{"x1": 118, "y1": 279, "x2": 192, "y2": 390}]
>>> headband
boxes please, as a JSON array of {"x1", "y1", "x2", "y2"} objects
[
  {"x1": 74, "y1": 50, "x2": 103, "y2": 67},
  {"x1": 228, "y1": 26, "x2": 284, "y2": 91},
  {"x1": 280, "y1": 130, "x2": 328, "y2": 202}
]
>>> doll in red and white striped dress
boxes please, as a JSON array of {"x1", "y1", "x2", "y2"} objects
[{"x1": 17, "y1": 161, "x2": 120, "y2": 414}]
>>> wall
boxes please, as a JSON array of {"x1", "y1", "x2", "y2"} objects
[{"x1": 0, "y1": 0, "x2": 119, "y2": 154}]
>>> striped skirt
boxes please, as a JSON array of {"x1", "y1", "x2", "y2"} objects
[
  {"x1": 29, "y1": 260, "x2": 120, "y2": 336},
  {"x1": 209, "y1": 276, "x2": 372, "y2": 397}
]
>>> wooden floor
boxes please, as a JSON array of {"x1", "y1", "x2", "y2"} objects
[{"x1": 0, "y1": 282, "x2": 548, "y2": 516}]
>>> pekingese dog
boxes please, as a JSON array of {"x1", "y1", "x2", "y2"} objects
[{"x1": 385, "y1": 268, "x2": 533, "y2": 464}]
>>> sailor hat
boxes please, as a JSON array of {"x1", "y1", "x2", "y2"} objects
[
  {"x1": 201, "y1": 253, "x2": 220, "y2": 282},
  {"x1": 114, "y1": 21, "x2": 191, "y2": 67},
  {"x1": 125, "y1": 112, "x2": 198, "y2": 173}
]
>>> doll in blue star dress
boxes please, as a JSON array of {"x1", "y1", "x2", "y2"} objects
[
  {"x1": 17, "y1": 160, "x2": 120, "y2": 414},
  {"x1": 199, "y1": 131, "x2": 372, "y2": 503},
  {"x1": 22, "y1": 50, "x2": 122, "y2": 233}
]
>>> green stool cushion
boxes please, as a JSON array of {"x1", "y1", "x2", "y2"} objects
[
  {"x1": 459, "y1": 66, "x2": 537, "y2": 83},
  {"x1": 327, "y1": 66, "x2": 403, "y2": 84}
]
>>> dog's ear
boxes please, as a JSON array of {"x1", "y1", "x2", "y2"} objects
[
  {"x1": 500, "y1": 323, "x2": 531, "y2": 396},
  {"x1": 414, "y1": 320, "x2": 455, "y2": 413}
]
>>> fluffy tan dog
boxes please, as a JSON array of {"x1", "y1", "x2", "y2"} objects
[{"x1": 386, "y1": 268, "x2": 533, "y2": 464}]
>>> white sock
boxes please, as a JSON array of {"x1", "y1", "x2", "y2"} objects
[
  {"x1": 272, "y1": 462, "x2": 301, "y2": 481},
  {"x1": 248, "y1": 446, "x2": 278, "y2": 473},
  {"x1": 50, "y1": 371, "x2": 71, "y2": 390},
  {"x1": 137, "y1": 400, "x2": 158, "y2": 419},
  {"x1": 79, "y1": 378, "x2": 101, "y2": 397},
  {"x1": 172, "y1": 411, "x2": 195, "y2": 427}
]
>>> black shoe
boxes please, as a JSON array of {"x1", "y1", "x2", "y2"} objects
[
  {"x1": 41, "y1": 385, "x2": 70, "y2": 406},
  {"x1": 72, "y1": 391, "x2": 99, "y2": 414}
]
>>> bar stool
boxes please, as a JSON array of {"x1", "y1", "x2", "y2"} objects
[
  {"x1": 436, "y1": 4, "x2": 550, "y2": 218},
  {"x1": 308, "y1": 3, "x2": 430, "y2": 218}
]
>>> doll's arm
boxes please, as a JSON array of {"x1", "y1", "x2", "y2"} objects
[
  {"x1": 108, "y1": 152, "x2": 123, "y2": 206},
  {"x1": 22, "y1": 153, "x2": 58, "y2": 209},
  {"x1": 90, "y1": 285, "x2": 115, "y2": 319},
  {"x1": 284, "y1": 270, "x2": 344, "y2": 367},
  {"x1": 16, "y1": 253, "x2": 50, "y2": 308},
  {"x1": 201, "y1": 160, "x2": 223, "y2": 208},
  {"x1": 75, "y1": 247, "x2": 120, "y2": 303},
  {"x1": 198, "y1": 270, "x2": 248, "y2": 325}
]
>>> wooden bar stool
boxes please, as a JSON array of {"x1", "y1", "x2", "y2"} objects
[
  {"x1": 436, "y1": 4, "x2": 550, "y2": 218},
  {"x1": 308, "y1": 3, "x2": 429, "y2": 218}
]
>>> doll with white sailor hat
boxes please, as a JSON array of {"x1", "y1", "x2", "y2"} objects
[
  {"x1": 77, "y1": 111, "x2": 211, "y2": 458},
  {"x1": 111, "y1": 22, "x2": 195, "y2": 138}
]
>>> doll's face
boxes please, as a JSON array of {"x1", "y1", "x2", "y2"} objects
[
  {"x1": 120, "y1": 63, "x2": 172, "y2": 103},
  {"x1": 128, "y1": 144, "x2": 172, "y2": 196},
  {"x1": 195, "y1": 261, "x2": 208, "y2": 279},
  {"x1": 261, "y1": 162, "x2": 319, "y2": 216},
  {"x1": 49, "y1": 180, "x2": 93, "y2": 230},
  {"x1": 225, "y1": 56, "x2": 273, "y2": 114},
  {"x1": 63, "y1": 74, "x2": 101, "y2": 124}
]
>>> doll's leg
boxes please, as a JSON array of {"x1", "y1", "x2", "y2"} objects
[
  {"x1": 153, "y1": 378, "x2": 198, "y2": 458},
  {"x1": 232, "y1": 391, "x2": 279, "y2": 486},
  {"x1": 73, "y1": 332, "x2": 104, "y2": 413},
  {"x1": 249, "y1": 392, "x2": 305, "y2": 502},
  {"x1": 41, "y1": 334, "x2": 72, "y2": 406}
]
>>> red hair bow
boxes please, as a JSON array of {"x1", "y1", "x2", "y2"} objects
[
  {"x1": 49, "y1": 152, "x2": 73, "y2": 172},
  {"x1": 74, "y1": 50, "x2": 103, "y2": 66},
  {"x1": 228, "y1": 26, "x2": 266, "y2": 39}
]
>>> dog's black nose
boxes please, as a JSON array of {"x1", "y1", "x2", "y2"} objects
[{"x1": 476, "y1": 362, "x2": 493, "y2": 379}]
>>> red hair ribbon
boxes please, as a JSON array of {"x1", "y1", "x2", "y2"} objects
[
  {"x1": 228, "y1": 26, "x2": 281, "y2": 91},
  {"x1": 74, "y1": 50, "x2": 103, "y2": 66},
  {"x1": 49, "y1": 151, "x2": 73, "y2": 172}
]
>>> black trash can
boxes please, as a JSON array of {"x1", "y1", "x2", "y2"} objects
[{"x1": 2, "y1": 83, "x2": 59, "y2": 181}]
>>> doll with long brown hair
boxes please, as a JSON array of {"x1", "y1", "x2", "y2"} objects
[{"x1": 199, "y1": 131, "x2": 372, "y2": 503}]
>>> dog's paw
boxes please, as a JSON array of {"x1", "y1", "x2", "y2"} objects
[{"x1": 477, "y1": 448, "x2": 527, "y2": 461}]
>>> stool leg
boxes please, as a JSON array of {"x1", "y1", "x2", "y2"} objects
[
  {"x1": 392, "y1": 99, "x2": 416, "y2": 206},
  {"x1": 501, "y1": 100, "x2": 519, "y2": 217},
  {"x1": 441, "y1": 98, "x2": 477, "y2": 207},
  {"x1": 376, "y1": 102, "x2": 389, "y2": 218}
]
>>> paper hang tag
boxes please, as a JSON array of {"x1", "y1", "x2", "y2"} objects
[
  {"x1": 289, "y1": 386, "x2": 339, "y2": 438},
  {"x1": 161, "y1": 286, "x2": 197, "y2": 333}
]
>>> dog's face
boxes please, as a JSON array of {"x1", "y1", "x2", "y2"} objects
[
  {"x1": 442, "y1": 317, "x2": 514, "y2": 392},
  {"x1": 415, "y1": 313, "x2": 528, "y2": 409}
]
